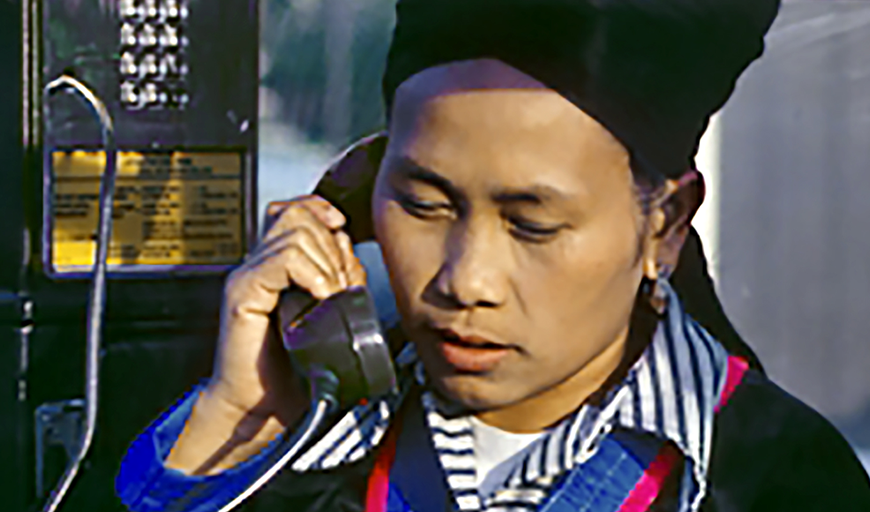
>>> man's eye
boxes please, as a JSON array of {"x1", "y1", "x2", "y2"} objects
[
  {"x1": 398, "y1": 194, "x2": 450, "y2": 216},
  {"x1": 510, "y1": 218, "x2": 564, "y2": 240}
]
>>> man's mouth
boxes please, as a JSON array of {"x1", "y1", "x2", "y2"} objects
[
  {"x1": 431, "y1": 327, "x2": 513, "y2": 373},
  {"x1": 437, "y1": 328, "x2": 504, "y2": 348}
]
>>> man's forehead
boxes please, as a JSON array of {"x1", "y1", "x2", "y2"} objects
[
  {"x1": 393, "y1": 59, "x2": 549, "y2": 106},
  {"x1": 388, "y1": 60, "x2": 625, "y2": 160},
  {"x1": 389, "y1": 59, "x2": 601, "y2": 136}
]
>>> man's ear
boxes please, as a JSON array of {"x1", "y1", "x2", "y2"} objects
[
  {"x1": 313, "y1": 132, "x2": 388, "y2": 243},
  {"x1": 656, "y1": 170, "x2": 705, "y2": 272}
]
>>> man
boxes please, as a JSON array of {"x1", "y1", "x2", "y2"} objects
[{"x1": 117, "y1": 1, "x2": 870, "y2": 511}]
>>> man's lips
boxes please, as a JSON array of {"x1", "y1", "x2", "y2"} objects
[
  {"x1": 435, "y1": 328, "x2": 506, "y2": 348},
  {"x1": 430, "y1": 327, "x2": 514, "y2": 372}
]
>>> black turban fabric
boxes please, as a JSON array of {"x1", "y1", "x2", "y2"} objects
[{"x1": 382, "y1": 0, "x2": 780, "y2": 178}]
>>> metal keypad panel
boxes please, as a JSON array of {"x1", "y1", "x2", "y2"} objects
[{"x1": 118, "y1": 0, "x2": 190, "y2": 110}]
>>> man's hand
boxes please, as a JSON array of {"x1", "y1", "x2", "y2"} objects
[{"x1": 165, "y1": 195, "x2": 366, "y2": 475}]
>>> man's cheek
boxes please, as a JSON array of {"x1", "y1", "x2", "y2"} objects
[
  {"x1": 382, "y1": 241, "x2": 435, "y2": 305},
  {"x1": 393, "y1": 230, "x2": 445, "y2": 280}
]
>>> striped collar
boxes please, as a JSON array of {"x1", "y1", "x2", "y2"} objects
[{"x1": 291, "y1": 280, "x2": 729, "y2": 512}]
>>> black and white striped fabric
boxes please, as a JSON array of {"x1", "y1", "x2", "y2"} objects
[{"x1": 291, "y1": 279, "x2": 729, "y2": 512}]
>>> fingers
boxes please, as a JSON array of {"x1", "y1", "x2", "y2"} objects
[
  {"x1": 264, "y1": 196, "x2": 345, "y2": 232},
  {"x1": 211, "y1": 195, "x2": 359, "y2": 426},
  {"x1": 278, "y1": 244, "x2": 338, "y2": 301},
  {"x1": 243, "y1": 234, "x2": 338, "y2": 299},
  {"x1": 260, "y1": 201, "x2": 347, "y2": 289},
  {"x1": 233, "y1": 195, "x2": 365, "y2": 312},
  {"x1": 298, "y1": 196, "x2": 347, "y2": 230},
  {"x1": 336, "y1": 231, "x2": 368, "y2": 287},
  {"x1": 348, "y1": 259, "x2": 368, "y2": 288}
]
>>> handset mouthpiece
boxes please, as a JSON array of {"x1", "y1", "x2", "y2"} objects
[{"x1": 278, "y1": 286, "x2": 398, "y2": 409}]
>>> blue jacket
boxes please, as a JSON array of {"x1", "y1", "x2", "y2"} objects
[{"x1": 116, "y1": 364, "x2": 870, "y2": 512}]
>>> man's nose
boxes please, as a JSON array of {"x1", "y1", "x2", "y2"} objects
[{"x1": 433, "y1": 219, "x2": 509, "y2": 309}]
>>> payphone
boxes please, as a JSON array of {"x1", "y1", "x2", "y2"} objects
[{"x1": 0, "y1": 1, "x2": 258, "y2": 511}]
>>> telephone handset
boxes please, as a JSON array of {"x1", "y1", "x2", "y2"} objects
[
  {"x1": 167, "y1": 286, "x2": 400, "y2": 512},
  {"x1": 276, "y1": 285, "x2": 399, "y2": 409},
  {"x1": 170, "y1": 134, "x2": 396, "y2": 512}
]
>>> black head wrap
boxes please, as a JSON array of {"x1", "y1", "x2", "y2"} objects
[
  {"x1": 383, "y1": 0, "x2": 780, "y2": 178},
  {"x1": 381, "y1": 0, "x2": 781, "y2": 370}
]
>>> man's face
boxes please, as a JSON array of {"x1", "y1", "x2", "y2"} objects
[{"x1": 372, "y1": 59, "x2": 657, "y2": 428}]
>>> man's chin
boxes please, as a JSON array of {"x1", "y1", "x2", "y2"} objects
[{"x1": 428, "y1": 371, "x2": 523, "y2": 413}]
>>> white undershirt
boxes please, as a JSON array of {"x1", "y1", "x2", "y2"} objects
[{"x1": 469, "y1": 416, "x2": 547, "y2": 499}]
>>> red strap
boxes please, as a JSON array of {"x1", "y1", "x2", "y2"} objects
[{"x1": 365, "y1": 417, "x2": 402, "y2": 512}]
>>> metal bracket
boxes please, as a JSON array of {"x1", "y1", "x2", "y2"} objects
[{"x1": 34, "y1": 400, "x2": 85, "y2": 499}]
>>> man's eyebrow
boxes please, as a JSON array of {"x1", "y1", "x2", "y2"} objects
[
  {"x1": 392, "y1": 156, "x2": 458, "y2": 194},
  {"x1": 392, "y1": 155, "x2": 573, "y2": 207},
  {"x1": 492, "y1": 185, "x2": 571, "y2": 206}
]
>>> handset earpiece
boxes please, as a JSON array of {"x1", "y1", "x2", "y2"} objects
[{"x1": 277, "y1": 286, "x2": 398, "y2": 410}]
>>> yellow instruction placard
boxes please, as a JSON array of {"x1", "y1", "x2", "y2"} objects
[{"x1": 51, "y1": 151, "x2": 245, "y2": 272}]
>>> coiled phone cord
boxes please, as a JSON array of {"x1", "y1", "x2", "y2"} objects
[{"x1": 41, "y1": 76, "x2": 118, "y2": 512}]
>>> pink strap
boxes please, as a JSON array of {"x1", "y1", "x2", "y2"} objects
[
  {"x1": 716, "y1": 356, "x2": 749, "y2": 413},
  {"x1": 617, "y1": 442, "x2": 682, "y2": 512}
]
